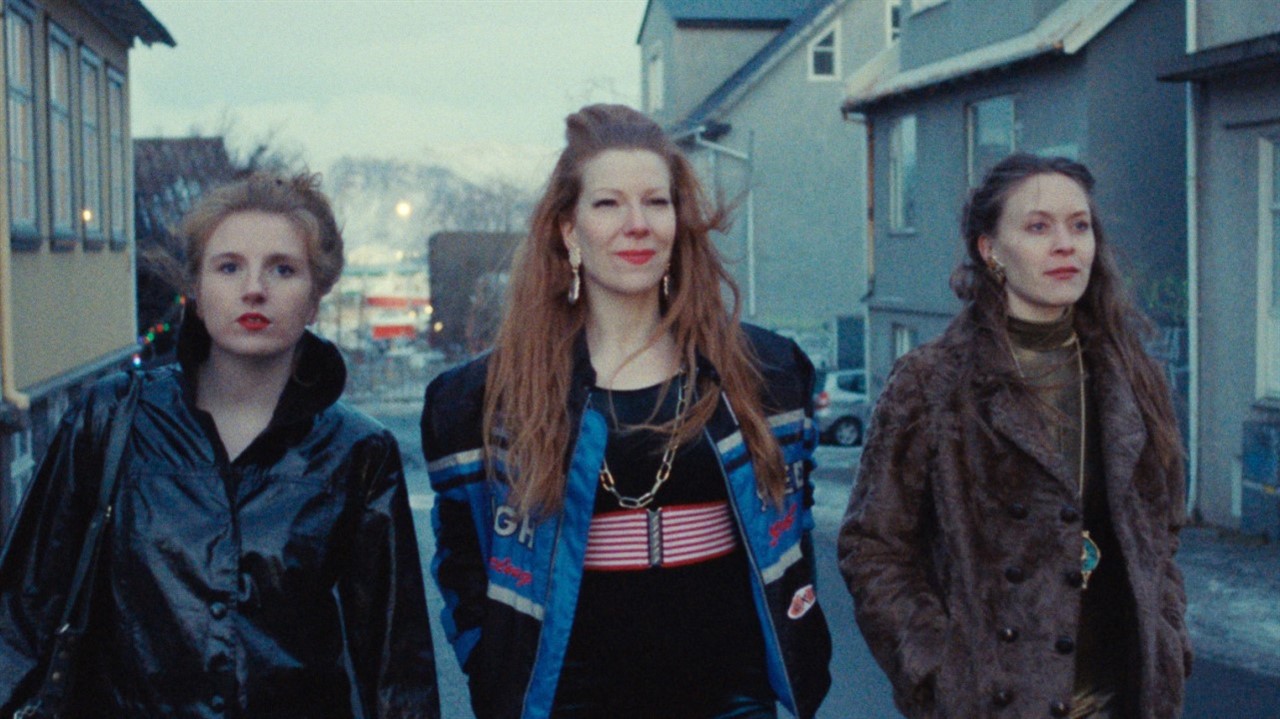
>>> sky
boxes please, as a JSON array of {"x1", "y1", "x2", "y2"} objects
[{"x1": 130, "y1": 0, "x2": 649, "y2": 187}]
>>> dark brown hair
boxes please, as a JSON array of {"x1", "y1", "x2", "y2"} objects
[
  {"x1": 953, "y1": 153, "x2": 1183, "y2": 474},
  {"x1": 484, "y1": 104, "x2": 786, "y2": 514}
]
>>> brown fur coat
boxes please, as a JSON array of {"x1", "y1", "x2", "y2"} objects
[{"x1": 837, "y1": 310, "x2": 1191, "y2": 719}]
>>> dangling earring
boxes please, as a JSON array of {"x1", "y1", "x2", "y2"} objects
[
  {"x1": 662, "y1": 271, "x2": 671, "y2": 300},
  {"x1": 568, "y1": 245, "x2": 582, "y2": 305},
  {"x1": 987, "y1": 255, "x2": 1007, "y2": 285}
]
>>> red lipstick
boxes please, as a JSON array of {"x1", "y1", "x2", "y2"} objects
[
  {"x1": 617, "y1": 250, "x2": 656, "y2": 265},
  {"x1": 238, "y1": 313, "x2": 270, "y2": 331}
]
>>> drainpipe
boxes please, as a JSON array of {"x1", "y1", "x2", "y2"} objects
[
  {"x1": 1184, "y1": 82, "x2": 1200, "y2": 517},
  {"x1": 0, "y1": 165, "x2": 29, "y2": 413},
  {"x1": 1183, "y1": 0, "x2": 1199, "y2": 516}
]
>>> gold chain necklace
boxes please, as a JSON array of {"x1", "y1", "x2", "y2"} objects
[
  {"x1": 597, "y1": 371, "x2": 690, "y2": 510},
  {"x1": 1009, "y1": 332, "x2": 1101, "y2": 590}
]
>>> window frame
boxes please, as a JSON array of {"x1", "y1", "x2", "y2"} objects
[
  {"x1": 892, "y1": 324, "x2": 916, "y2": 359},
  {"x1": 889, "y1": 114, "x2": 918, "y2": 233},
  {"x1": 966, "y1": 94, "x2": 1017, "y2": 187},
  {"x1": 808, "y1": 23, "x2": 840, "y2": 81},
  {"x1": 646, "y1": 42, "x2": 664, "y2": 113},
  {"x1": 79, "y1": 45, "x2": 103, "y2": 249},
  {"x1": 47, "y1": 22, "x2": 76, "y2": 250},
  {"x1": 6, "y1": 0, "x2": 39, "y2": 250},
  {"x1": 106, "y1": 65, "x2": 127, "y2": 250}
]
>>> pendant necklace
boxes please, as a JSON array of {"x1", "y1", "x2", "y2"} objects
[{"x1": 1010, "y1": 332, "x2": 1100, "y2": 590}]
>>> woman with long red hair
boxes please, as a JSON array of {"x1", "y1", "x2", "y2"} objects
[{"x1": 421, "y1": 104, "x2": 831, "y2": 719}]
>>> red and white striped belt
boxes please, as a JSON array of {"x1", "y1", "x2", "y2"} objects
[{"x1": 583, "y1": 500, "x2": 739, "y2": 571}]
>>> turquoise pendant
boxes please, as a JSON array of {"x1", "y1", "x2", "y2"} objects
[{"x1": 1081, "y1": 530, "x2": 1101, "y2": 590}]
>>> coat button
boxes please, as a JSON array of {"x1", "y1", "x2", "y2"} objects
[
  {"x1": 1066, "y1": 570, "x2": 1084, "y2": 588},
  {"x1": 1004, "y1": 566, "x2": 1026, "y2": 583},
  {"x1": 1007, "y1": 503, "x2": 1028, "y2": 519},
  {"x1": 1059, "y1": 506, "x2": 1080, "y2": 523},
  {"x1": 210, "y1": 653, "x2": 232, "y2": 673},
  {"x1": 992, "y1": 689, "x2": 1014, "y2": 707},
  {"x1": 210, "y1": 601, "x2": 228, "y2": 619},
  {"x1": 1055, "y1": 636, "x2": 1076, "y2": 654},
  {"x1": 998, "y1": 627, "x2": 1019, "y2": 643},
  {"x1": 1050, "y1": 699, "x2": 1071, "y2": 717}
]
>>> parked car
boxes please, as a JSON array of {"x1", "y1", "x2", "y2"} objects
[{"x1": 813, "y1": 369, "x2": 869, "y2": 447}]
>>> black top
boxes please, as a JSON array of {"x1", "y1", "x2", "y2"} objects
[{"x1": 554, "y1": 378, "x2": 769, "y2": 715}]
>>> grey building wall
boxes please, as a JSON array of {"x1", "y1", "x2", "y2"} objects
[
  {"x1": 1081, "y1": 0, "x2": 1187, "y2": 296},
  {"x1": 1192, "y1": 66, "x2": 1280, "y2": 526},
  {"x1": 639, "y1": 6, "x2": 779, "y2": 128},
  {"x1": 668, "y1": 28, "x2": 779, "y2": 124},
  {"x1": 899, "y1": 0, "x2": 1049, "y2": 70}
]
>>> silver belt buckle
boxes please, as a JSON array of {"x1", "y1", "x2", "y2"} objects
[{"x1": 647, "y1": 507, "x2": 663, "y2": 567}]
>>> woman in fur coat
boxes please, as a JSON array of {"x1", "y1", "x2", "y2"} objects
[{"x1": 837, "y1": 154, "x2": 1190, "y2": 719}]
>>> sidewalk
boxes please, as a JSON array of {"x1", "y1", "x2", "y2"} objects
[{"x1": 1179, "y1": 524, "x2": 1280, "y2": 678}]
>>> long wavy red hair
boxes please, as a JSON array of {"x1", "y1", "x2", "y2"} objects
[{"x1": 483, "y1": 104, "x2": 786, "y2": 515}]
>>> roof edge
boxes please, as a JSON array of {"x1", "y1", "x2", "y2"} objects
[
  {"x1": 1158, "y1": 30, "x2": 1280, "y2": 83},
  {"x1": 843, "y1": 0, "x2": 1133, "y2": 112}
]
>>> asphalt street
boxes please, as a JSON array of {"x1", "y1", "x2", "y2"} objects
[{"x1": 370, "y1": 403, "x2": 1280, "y2": 718}]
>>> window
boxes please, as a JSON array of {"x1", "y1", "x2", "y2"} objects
[
  {"x1": 967, "y1": 95, "x2": 1016, "y2": 186},
  {"x1": 889, "y1": 115, "x2": 917, "y2": 231},
  {"x1": 80, "y1": 48, "x2": 103, "y2": 246},
  {"x1": 107, "y1": 68, "x2": 127, "y2": 249},
  {"x1": 6, "y1": 3, "x2": 38, "y2": 246},
  {"x1": 48, "y1": 25, "x2": 75, "y2": 245},
  {"x1": 809, "y1": 25, "x2": 839, "y2": 80},
  {"x1": 646, "y1": 44, "x2": 664, "y2": 113},
  {"x1": 892, "y1": 324, "x2": 916, "y2": 359},
  {"x1": 1258, "y1": 138, "x2": 1280, "y2": 398},
  {"x1": 889, "y1": 0, "x2": 902, "y2": 42}
]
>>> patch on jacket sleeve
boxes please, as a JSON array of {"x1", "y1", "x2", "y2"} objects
[{"x1": 787, "y1": 584, "x2": 816, "y2": 619}]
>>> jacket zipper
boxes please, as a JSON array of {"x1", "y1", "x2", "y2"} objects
[{"x1": 705, "y1": 389, "x2": 799, "y2": 713}]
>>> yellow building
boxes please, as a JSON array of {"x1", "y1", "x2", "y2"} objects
[{"x1": 0, "y1": 0, "x2": 171, "y2": 526}]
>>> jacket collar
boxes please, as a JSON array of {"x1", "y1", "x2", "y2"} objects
[
  {"x1": 958, "y1": 308, "x2": 1148, "y2": 491},
  {"x1": 175, "y1": 304, "x2": 347, "y2": 426}
]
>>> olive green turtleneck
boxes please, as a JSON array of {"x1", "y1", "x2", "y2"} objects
[{"x1": 1007, "y1": 310, "x2": 1084, "y2": 488}]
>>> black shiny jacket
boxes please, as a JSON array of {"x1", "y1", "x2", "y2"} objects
[{"x1": 0, "y1": 322, "x2": 439, "y2": 718}]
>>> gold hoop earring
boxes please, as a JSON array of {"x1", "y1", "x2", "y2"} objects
[
  {"x1": 987, "y1": 256, "x2": 1007, "y2": 285},
  {"x1": 568, "y1": 246, "x2": 582, "y2": 305}
]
